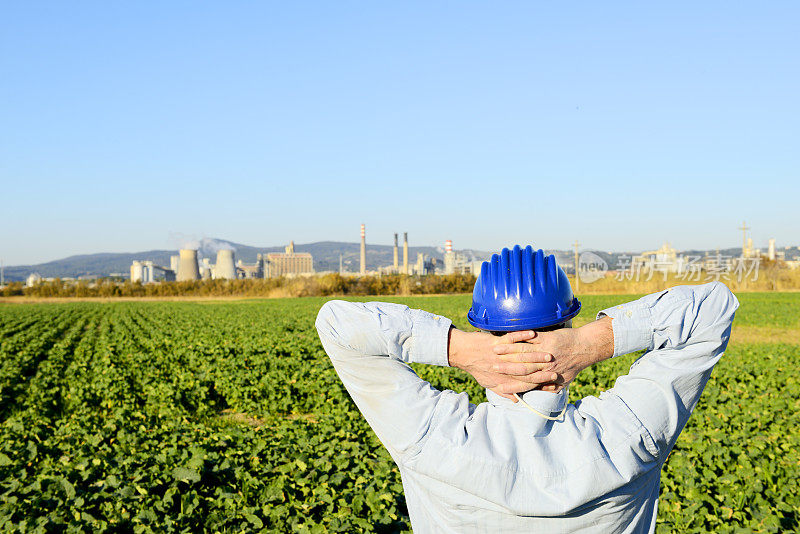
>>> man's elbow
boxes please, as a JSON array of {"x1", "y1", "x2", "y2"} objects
[
  {"x1": 708, "y1": 281, "x2": 740, "y2": 320},
  {"x1": 697, "y1": 282, "x2": 739, "y2": 342},
  {"x1": 316, "y1": 300, "x2": 380, "y2": 355},
  {"x1": 315, "y1": 300, "x2": 349, "y2": 341}
]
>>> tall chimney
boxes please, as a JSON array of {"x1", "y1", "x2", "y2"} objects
[
  {"x1": 403, "y1": 232, "x2": 409, "y2": 274},
  {"x1": 215, "y1": 249, "x2": 237, "y2": 280},
  {"x1": 444, "y1": 239, "x2": 455, "y2": 275},
  {"x1": 177, "y1": 249, "x2": 200, "y2": 281},
  {"x1": 360, "y1": 224, "x2": 366, "y2": 275},
  {"x1": 393, "y1": 233, "x2": 399, "y2": 271},
  {"x1": 768, "y1": 238, "x2": 776, "y2": 261}
]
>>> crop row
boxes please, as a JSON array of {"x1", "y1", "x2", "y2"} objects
[{"x1": 0, "y1": 294, "x2": 797, "y2": 532}]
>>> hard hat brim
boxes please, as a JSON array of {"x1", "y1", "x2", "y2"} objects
[{"x1": 466, "y1": 299, "x2": 581, "y2": 332}]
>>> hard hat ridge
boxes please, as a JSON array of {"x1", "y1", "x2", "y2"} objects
[{"x1": 467, "y1": 245, "x2": 581, "y2": 331}]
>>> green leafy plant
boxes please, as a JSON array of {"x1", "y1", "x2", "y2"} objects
[{"x1": 0, "y1": 294, "x2": 797, "y2": 532}]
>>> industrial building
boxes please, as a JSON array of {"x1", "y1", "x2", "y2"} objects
[
  {"x1": 632, "y1": 242, "x2": 686, "y2": 275},
  {"x1": 215, "y1": 250, "x2": 237, "y2": 280},
  {"x1": 403, "y1": 232, "x2": 409, "y2": 274},
  {"x1": 360, "y1": 224, "x2": 367, "y2": 275},
  {"x1": 128, "y1": 241, "x2": 314, "y2": 283},
  {"x1": 443, "y1": 239, "x2": 483, "y2": 275},
  {"x1": 238, "y1": 255, "x2": 264, "y2": 279},
  {"x1": 177, "y1": 249, "x2": 201, "y2": 281},
  {"x1": 264, "y1": 242, "x2": 314, "y2": 278},
  {"x1": 131, "y1": 261, "x2": 155, "y2": 283},
  {"x1": 131, "y1": 260, "x2": 176, "y2": 283}
]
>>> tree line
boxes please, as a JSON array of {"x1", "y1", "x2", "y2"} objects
[{"x1": 0, "y1": 273, "x2": 477, "y2": 298}]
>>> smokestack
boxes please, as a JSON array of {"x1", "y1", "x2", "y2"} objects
[
  {"x1": 444, "y1": 239, "x2": 455, "y2": 275},
  {"x1": 393, "y1": 233, "x2": 399, "y2": 271},
  {"x1": 403, "y1": 232, "x2": 409, "y2": 274},
  {"x1": 360, "y1": 224, "x2": 366, "y2": 275},
  {"x1": 215, "y1": 249, "x2": 236, "y2": 280},
  {"x1": 177, "y1": 249, "x2": 200, "y2": 281},
  {"x1": 768, "y1": 238, "x2": 776, "y2": 261}
]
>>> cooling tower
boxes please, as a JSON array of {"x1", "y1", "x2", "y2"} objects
[
  {"x1": 177, "y1": 249, "x2": 200, "y2": 281},
  {"x1": 215, "y1": 249, "x2": 237, "y2": 280},
  {"x1": 403, "y1": 232, "x2": 409, "y2": 274},
  {"x1": 360, "y1": 224, "x2": 366, "y2": 275},
  {"x1": 393, "y1": 233, "x2": 399, "y2": 270}
]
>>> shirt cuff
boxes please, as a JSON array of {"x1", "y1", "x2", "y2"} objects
[
  {"x1": 597, "y1": 302, "x2": 654, "y2": 357},
  {"x1": 409, "y1": 309, "x2": 453, "y2": 367}
]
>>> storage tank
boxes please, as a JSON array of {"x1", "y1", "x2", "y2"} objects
[
  {"x1": 215, "y1": 249, "x2": 237, "y2": 280},
  {"x1": 177, "y1": 249, "x2": 200, "y2": 281},
  {"x1": 131, "y1": 261, "x2": 144, "y2": 283}
]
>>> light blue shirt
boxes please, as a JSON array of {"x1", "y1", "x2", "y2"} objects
[{"x1": 315, "y1": 282, "x2": 738, "y2": 533}]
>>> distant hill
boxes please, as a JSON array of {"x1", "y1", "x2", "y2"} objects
[{"x1": 4, "y1": 239, "x2": 797, "y2": 282}]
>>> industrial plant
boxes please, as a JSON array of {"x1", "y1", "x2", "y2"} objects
[
  {"x1": 351, "y1": 224, "x2": 483, "y2": 277},
  {"x1": 129, "y1": 241, "x2": 314, "y2": 284},
  {"x1": 10, "y1": 221, "x2": 795, "y2": 289},
  {"x1": 114, "y1": 221, "x2": 800, "y2": 286},
  {"x1": 124, "y1": 225, "x2": 490, "y2": 285}
]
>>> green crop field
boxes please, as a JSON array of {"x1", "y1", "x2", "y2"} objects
[{"x1": 0, "y1": 293, "x2": 798, "y2": 532}]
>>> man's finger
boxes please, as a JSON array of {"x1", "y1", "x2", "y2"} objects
[
  {"x1": 496, "y1": 373, "x2": 559, "y2": 394},
  {"x1": 494, "y1": 391, "x2": 520, "y2": 402},
  {"x1": 496, "y1": 330, "x2": 536, "y2": 344},
  {"x1": 496, "y1": 380, "x2": 539, "y2": 395},
  {"x1": 518, "y1": 371, "x2": 559, "y2": 384},
  {"x1": 494, "y1": 350, "x2": 553, "y2": 363},
  {"x1": 493, "y1": 343, "x2": 547, "y2": 356},
  {"x1": 491, "y1": 362, "x2": 550, "y2": 376}
]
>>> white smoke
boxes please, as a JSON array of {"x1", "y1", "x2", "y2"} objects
[
  {"x1": 168, "y1": 233, "x2": 236, "y2": 258},
  {"x1": 199, "y1": 237, "x2": 235, "y2": 254}
]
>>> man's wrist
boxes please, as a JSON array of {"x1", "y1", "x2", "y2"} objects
[
  {"x1": 447, "y1": 326, "x2": 468, "y2": 369},
  {"x1": 576, "y1": 316, "x2": 615, "y2": 368}
]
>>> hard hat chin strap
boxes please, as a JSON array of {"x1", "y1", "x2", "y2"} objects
[{"x1": 512, "y1": 387, "x2": 569, "y2": 421}]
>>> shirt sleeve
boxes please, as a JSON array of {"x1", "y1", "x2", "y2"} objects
[
  {"x1": 597, "y1": 281, "x2": 739, "y2": 459},
  {"x1": 315, "y1": 300, "x2": 458, "y2": 463}
]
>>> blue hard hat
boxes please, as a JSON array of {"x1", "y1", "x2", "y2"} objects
[{"x1": 467, "y1": 245, "x2": 581, "y2": 331}]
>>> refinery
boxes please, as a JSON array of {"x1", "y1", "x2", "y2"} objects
[
  {"x1": 127, "y1": 242, "x2": 315, "y2": 284},
  {"x1": 117, "y1": 221, "x2": 798, "y2": 286},
  {"x1": 122, "y1": 224, "x2": 485, "y2": 285},
  {"x1": 8, "y1": 221, "x2": 799, "y2": 288}
]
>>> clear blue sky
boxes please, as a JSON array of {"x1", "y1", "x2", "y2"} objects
[{"x1": 2, "y1": 2, "x2": 798, "y2": 265}]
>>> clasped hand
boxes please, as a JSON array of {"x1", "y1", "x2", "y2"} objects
[{"x1": 447, "y1": 319, "x2": 611, "y2": 401}]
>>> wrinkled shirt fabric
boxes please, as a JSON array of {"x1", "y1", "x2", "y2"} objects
[{"x1": 315, "y1": 282, "x2": 738, "y2": 533}]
